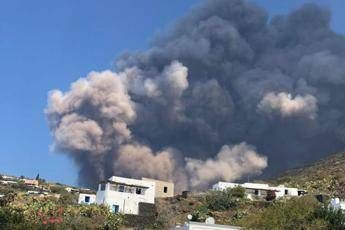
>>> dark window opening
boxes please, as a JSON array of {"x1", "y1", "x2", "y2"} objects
[
  {"x1": 112, "y1": 205, "x2": 119, "y2": 213},
  {"x1": 119, "y1": 185, "x2": 124, "y2": 192},
  {"x1": 136, "y1": 188, "x2": 142, "y2": 195},
  {"x1": 285, "y1": 189, "x2": 288, "y2": 195},
  {"x1": 110, "y1": 185, "x2": 117, "y2": 191},
  {"x1": 85, "y1": 196, "x2": 90, "y2": 203},
  {"x1": 254, "y1": 189, "x2": 259, "y2": 196},
  {"x1": 164, "y1": 186, "x2": 168, "y2": 193},
  {"x1": 298, "y1": 191, "x2": 305, "y2": 196}
]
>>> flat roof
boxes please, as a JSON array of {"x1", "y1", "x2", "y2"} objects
[
  {"x1": 100, "y1": 180, "x2": 150, "y2": 189},
  {"x1": 142, "y1": 177, "x2": 174, "y2": 184},
  {"x1": 187, "y1": 221, "x2": 241, "y2": 229}
]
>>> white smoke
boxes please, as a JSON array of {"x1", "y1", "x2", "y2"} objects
[
  {"x1": 120, "y1": 60, "x2": 188, "y2": 99},
  {"x1": 185, "y1": 142, "x2": 267, "y2": 188},
  {"x1": 54, "y1": 114, "x2": 105, "y2": 154},
  {"x1": 46, "y1": 70, "x2": 136, "y2": 153},
  {"x1": 114, "y1": 144, "x2": 178, "y2": 182},
  {"x1": 257, "y1": 92, "x2": 318, "y2": 119}
]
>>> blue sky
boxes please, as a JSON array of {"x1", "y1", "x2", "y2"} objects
[{"x1": 0, "y1": 0, "x2": 344, "y2": 186}]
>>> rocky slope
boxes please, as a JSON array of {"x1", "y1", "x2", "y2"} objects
[{"x1": 270, "y1": 152, "x2": 345, "y2": 198}]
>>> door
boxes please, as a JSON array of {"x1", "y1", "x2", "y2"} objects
[{"x1": 112, "y1": 204, "x2": 119, "y2": 213}]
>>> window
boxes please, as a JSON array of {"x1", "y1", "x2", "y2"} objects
[
  {"x1": 164, "y1": 186, "x2": 168, "y2": 193},
  {"x1": 118, "y1": 185, "x2": 124, "y2": 192},
  {"x1": 84, "y1": 196, "x2": 90, "y2": 203},
  {"x1": 125, "y1": 187, "x2": 134, "y2": 193},
  {"x1": 112, "y1": 205, "x2": 119, "y2": 213},
  {"x1": 136, "y1": 187, "x2": 142, "y2": 195},
  {"x1": 110, "y1": 185, "x2": 118, "y2": 191},
  {"x1": 285, "y1": 189, "x2": 289, "y2": 195},
  {"x1": 254, "y1": 189, "x2": 259, "y2": 196}
]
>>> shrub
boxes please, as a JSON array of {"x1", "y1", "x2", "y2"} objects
[
  {"x1": 229, "y1": 187, "x2": 246, "y2": 199},
  {"x1": 0, "y1": 207, "x2": 25, "y2": 224},
  {"x1": 314, "y1": 206, "x2": 345, "y2": 229},
  {"x1": 204, "y1": 187, "x2": 246, "y2": 211},
  {"x1": 50, "y1": 186, "x2": 65, "y2": 194},
  {"x1": 191, "y1": 205, "x2": 210, "y2": 222},
  {"x1": 0, "y1": 193, "x2": 125, "y2": 229},
  {"x1": 240, "y1": 196, "x2": 329, "y2": 229},
  {"x1": 103, "y1": 213, "x2": 124, "y2": 230},
  {"x1": 58, "y1": 192, "x2": 77, "y2": 205},
  {"x1": 0, "y1": 192, "x2": 16, "y2": 207}
]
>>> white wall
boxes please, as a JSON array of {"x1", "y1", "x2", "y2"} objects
[
  {"x1": 212, "y1": 182, "x2": 303, "y2": 199},
  {"x1": 96, "y1": 176, "x2": 155, "y2": 215},
  {"x1": 212, "y1": 182, "x2": 239, "y2": 191},
  {"x1": 271, "y1": 186, "x2": 299, "y2": 198},
  {"x1": 78, "y1": 193, "x2": 96, "y2": 205},
  {"x1": 181, "y1": 222, "x2": 241, "y2": 230}
]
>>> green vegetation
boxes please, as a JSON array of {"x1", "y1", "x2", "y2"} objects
[
  {"x1": 0, "y1": 192, "x2": 124, "y2": 229},
  {"x1": 239, "y1": 195, "x2": 345, "y2": 230},
  {"x1": 154, "y1": 187, "x2": 254, "y2": 228},
  {"x1": 155, "y1": 189, "x2": 345, "y2": 229},
  {"x1": 204, "y1": 187, "x2": 246, "y2": 211}
]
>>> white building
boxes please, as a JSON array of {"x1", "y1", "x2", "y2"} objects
[
  {"x1": 1, "y1": 175, "x2": 18, "y2": 180},
  {"x1": 96, "y1": 176, "x2": 155, "y2": 215},
  {"x1": 329, "y1": 198, "x2": 345, "y2": 211},
  {"x1": 78, "y1": 193, "x2": 96, "y2": 205},
  {"x1": 212, "y1": 182, "x2": 306, "y2": 200},
  {"x1": 178, "y1": 222, "x2": 241, "y2": 230},
  {"x1": 0, "y1": 180, "x2": 17, "y2": 185}
]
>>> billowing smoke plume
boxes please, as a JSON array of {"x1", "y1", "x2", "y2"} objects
[
  {"x1": 46, "y1": 0, "x2": 345, "y2": 190},
  {"x1": 258, "y1": 92, "x2": 318, "y2": 119},
  {"x1": 185, "y1": 143, "x2": 267, "y2": 189}
]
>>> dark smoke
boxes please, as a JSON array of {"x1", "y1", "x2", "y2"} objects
[{"x1": 46, "y1": 0, "x2": 345, "y2": 191}]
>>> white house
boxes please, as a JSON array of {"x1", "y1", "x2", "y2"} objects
[
  {"x1": 212, "y1": 182, "x2": 306, "y2": 200},
  {"x1": 178, "y1": 222, "x2": 241, "y2": 230},
  {"x1": 78, "y1": 193, "x2": 96, "y2": 205},
  {"x1": 96, "y1": 176, "x2": 155, "y2": 215}
]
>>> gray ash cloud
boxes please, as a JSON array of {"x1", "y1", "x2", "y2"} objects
[{"x1": 46, "y1": 0, "x2": 345, "y2": 191}]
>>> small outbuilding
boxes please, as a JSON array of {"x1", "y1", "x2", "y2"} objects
[
  {"x1": 142, "y1": 177, "x2": 174, "y2": 198},
  {"x1": 78, "y1": 193, "x2": 96, "y2": 205}
]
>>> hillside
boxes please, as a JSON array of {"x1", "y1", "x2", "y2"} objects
[
  {"x1": 153, "y1": 152, "x2": 345, "y2": 228},
  {"x1": 270, "y1": 152, "x2": 345, "y2": 198},
  {"x1": 1, "y1": 152, "x2": 345, "y2": 229}
]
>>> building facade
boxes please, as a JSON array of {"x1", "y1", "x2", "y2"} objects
[
  {"x1": 22, "y1": 179, "x2": 39, "y2": 187},
  {"x1": 96, "y1": 176, "x2": 155, "y2": 215},
  {"x1": 142, "y1": 177, "x2": 174, "y2": 198},
  {"x1": 78, "y1": 193, "x2": 96, "y2": 205},
  {"x1": 212, "y1": 182, "x2": 306, "y2": 200}
]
